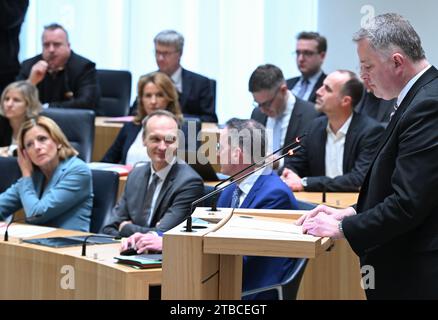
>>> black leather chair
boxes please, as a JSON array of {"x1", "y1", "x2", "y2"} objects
[
  {"x1": 241, "y1": 258, "x2": 308, "y2": 300},
  {"x1": 96, "y1": 69, "x2": 132, "y2": 116},
  {"x1": 42, "y1": 108, "x2": 95, "y2": 162},
  {"x1": 0, "y1": 157, "x2": 21, "y2": 193},
  {"x1": 180, "y1": 117, "x2": 202, "y2": 152},
  {"x1": 90, "y1": 169, "x2": 119, "y2": 233}
]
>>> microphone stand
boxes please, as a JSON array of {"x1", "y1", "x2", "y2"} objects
[
  {"x1": 185, "y1": 144, "x2": 303, "y2": 232},
  {"x1": 209, "y1": 135, "x2": 305, "y2": 212},
  {"x1": 81, "y1": 234, "x2": 121, "y2": 257},
  {"x1": 3, "y1": 213, "x2": 43, "y2": 242}
]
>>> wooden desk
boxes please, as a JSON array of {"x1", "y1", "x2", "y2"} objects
[
  {"x1": 0, "y1": 227, "x2": 161, "y2": 299},
  {"x1": 294, "y1": 192, "x2": 359, "y2": 209},
  {"x1": 93, "y1": 117, "x2": 124, "y2": 162}
]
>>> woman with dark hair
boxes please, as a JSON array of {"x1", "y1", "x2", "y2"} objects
[
  {"x1": 0, "y1": 116, "x2": 92, "y2": 231},
  {"x1": 102, "y1": 71, "x2": 183, "y2": 165}
]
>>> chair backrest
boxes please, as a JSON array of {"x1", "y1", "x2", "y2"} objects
[
  {"x1": 180, "y1": 117, "x2": 202, "y2": 152},
  {"x1": 0, "y1": 157, "x2": 21, "y2": 193},
  {"x1": 241, "y1": 257, "x2": 308, "y2": 300},
  {"x1": 41, "y1": 108, "x2": 95, "y2": 162},
  {"x1": 90, "y1": 169, "x2": 119, "y2": 233},
  {"x1": 280, "y1": 258, "x2": 308, "y2": 299},
  {"x1": 96, "y1": 69, "x2": 132, "y2": 116},
  {"x1": 210, "y1": 78, "x2": 216, "y2": 112}
]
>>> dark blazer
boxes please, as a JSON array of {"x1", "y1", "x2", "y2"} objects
[
  {"x1": 284, "y1": 112, "x2": 384, "y2": 192},
  {"x1": 102, "y1": 159, "x2": 204, "y2": 237},
  {"x1": 286, "y1": 72, "x2": 326, "y2": 103},
  {"x1": 356, "y1": 90, "x2": 396, "y2": 125},
  {"x1": 101, "y1": 122, "x2": 142, "y2": 164},
  {"x1": 251, "y1": 96, "x2": 318, "y2": 150},
  {"x1": 343, "y1": 66, "x2": 438, "y2": 299},
  {"x1": 0, "y1": 116, "x2": 12, "y2": 147},
  {"x1": 17, "y1": 51, "x2": 100, "y2": 110},
  {"x1": 217, "y1": 171, "x2": 298, "y2": 300},
  {"x1": 179, "y1": 68, "x2": 217, "y2": 123},
  {"x1": 0, "y1": 0, "x2": 28, "y2": 93},
  {"x1": 129, "y1": 68, "x2": 218, "y2": 122}
]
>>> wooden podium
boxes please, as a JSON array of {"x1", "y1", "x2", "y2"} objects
[{"x1": 162, "y1": 207, "x2": 365, "y2": 300}]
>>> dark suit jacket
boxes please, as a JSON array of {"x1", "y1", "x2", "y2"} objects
[
  {"x1": 251, "y1": 96, "x2": 318, "y2": 152},
  {"x1": 343, "y1": 66, "x2": 438, "y2": 299},
  {"x1": 0, "y1": 0, "x2": 28, "y2": 92},
  {"x1": 356, "y1": 89, "x2": 395, "y2": 125},
  {"x1": 286, "y1": 72, "x2": 326, "y2": 103},
  {"x1": 101, "y1": 122, "x2": 142, "y2": 164},
  {"x1": 180, "y1": 68, "x2": 218, "y2": 123},
  {"x1": 0, "y1": 116, "x2": 12, "y2": 147},
  {"x1": 217, "y1": 172, "x2": 298, "y2": 299},
  {"x1": 17, "y1": 51, "x2": 100, "y2": 110},
  {"x1": 102, "y1": 159, "x2": 204, "y2": 237},
  {"x1": 284, "y1": 112, "x2": 384, "y2": 192},
  {"x1": 129, "y1": 68, "x2": 218, "y2": 122}
]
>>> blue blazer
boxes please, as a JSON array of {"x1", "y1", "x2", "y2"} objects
[
  {"x1": 101, "y1": 122, "x2": 142, "y2": 164},
  {"x1": 0, "y1": 156, "x2": 93, "y2": 231},
  {"x1": 217, "y1": 172, "x2": 298, "y2": 299}
]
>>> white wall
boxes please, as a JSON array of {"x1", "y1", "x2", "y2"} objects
[
  {"x1": 318, "y1": 0, "x2": 438, "y2": 74},
  {"x1": 19, "y1": 0, "x2": 318, "y2": 124}
]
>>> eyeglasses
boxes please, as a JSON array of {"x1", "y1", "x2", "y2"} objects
[
  {"x1": 154, "y1": 50, "x2": 179, "y2": 58},
  {"x1": 252, "y1": 86, "x2": 281, "y2": 109},
  {"x1": 294, "y1": 50, "x2": 320, "y2": 58}
]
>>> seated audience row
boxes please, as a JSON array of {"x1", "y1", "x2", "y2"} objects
[{"x1": 13, "y1": 24, "x2": 217, "y2": 122}]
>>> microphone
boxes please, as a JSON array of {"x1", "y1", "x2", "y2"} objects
[
  {"x1": 81, "y1": 234, "x2": 122, "y2": 256},
  {"x1": 3, "y1": 213, "x2": 43, "y2": 242},
  {"x1": 209, "y1": 135, "x2": 305, "y2": 212},
  {"x1": 185, "y1": 143, "x2": 303, "y2": 232}
]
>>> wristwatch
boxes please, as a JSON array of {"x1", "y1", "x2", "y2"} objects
[
  {"x1": 301, "y1": 177, "x2": 308, "y2": 187},
  {"x1": 338, "y1": 220, "x2": 344, "y2": 236}
]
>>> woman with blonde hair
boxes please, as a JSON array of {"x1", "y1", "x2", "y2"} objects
[
  {"x1": 0, "y1": 116, "x2": 92, "y2": 231},
  {"x1": 102, "y1": 71, "x2": 183, "y2": 165},
  {"x1": 0, "y1": 81, "x2": 42, "y2": 157}
]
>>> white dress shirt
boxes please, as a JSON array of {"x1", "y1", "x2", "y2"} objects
[
  {"x1": 325, "y1": 115, "x2": 353, "y2": 178},
  {"x1": 171, "y1": 67, "x2": 183, "y2": 93},
  {"x1": 292, "y1": 70, "x2": 323, "y2": 101},
  {"x1": 125, "y1": 128, "x2": 150, "y2": 166}
]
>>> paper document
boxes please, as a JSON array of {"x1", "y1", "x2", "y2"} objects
[
  {"x1": 228, "y1": 216, "x2": 303, "y2": 234},
  {"x1": 0, "y1": 224, "x2": 56, "y2": 238}
]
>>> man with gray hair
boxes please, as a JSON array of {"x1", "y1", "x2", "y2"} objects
[
  {"x1": 153, "y1": 30, "x2": 217, "y2": 122},
  {"x1": 297, "y1": 13, "x2": 438, "y2": 299}
]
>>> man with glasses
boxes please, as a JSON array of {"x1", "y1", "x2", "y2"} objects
[
  {"x1": 286, "y1": 31, "x2": 327, "y2": 103},
  {"x1": 249, "y1": 64, "x2": 318, "y2": 169},
  {"x1": 152, "y1": 30, "x2": 217, "y2": 123}
]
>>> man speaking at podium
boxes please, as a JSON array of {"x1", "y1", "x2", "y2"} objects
[{"x1": 297, "y1": 13, "x2": 438, "y2": 299}]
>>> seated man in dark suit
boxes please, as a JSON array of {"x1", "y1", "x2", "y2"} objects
[
  {"x1": 281, "y1": 70, "x2": 384, "y2": 192},
  {"x1": 286, "y1": 31, "x2": 327, "y2": 103},
  {"x1": 250, "y1": 64, "x2": 318, "y2": 169},
  {"x1": 17, "y1": 23, "x2": 99, "y2": 110},
  {"x1": 102, "y1": 110, "x2": 204, "y2": 237},
  {"x1": 136, "y1": 30, "x2": 217, "y2": 123}
]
